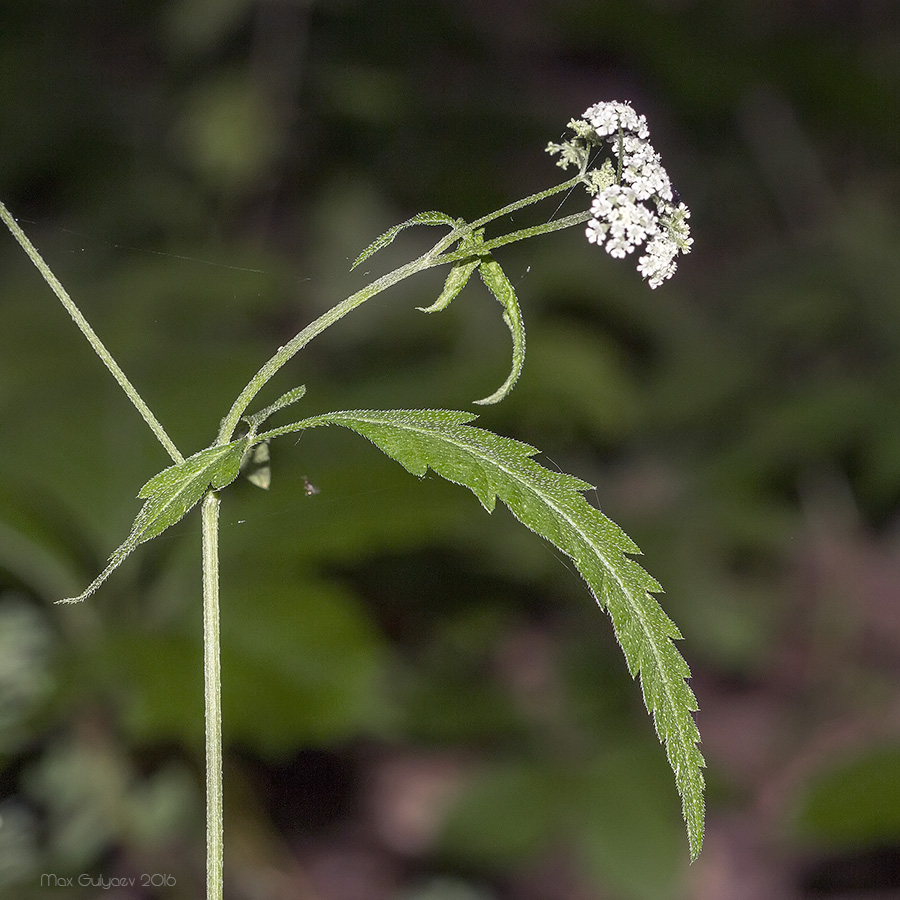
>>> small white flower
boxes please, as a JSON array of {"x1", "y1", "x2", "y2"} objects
[
  {"x1": 585, "y1": 218, "x2": 609, "y2": 245},
  {"x1": 550, "y1": 100, "x2": 691, "y2": 288},
  {"x1": 583, "y1": 101, "x2": 649, "y2": 139},
  {"x1": 638, "y1": 233, "x2": 680, "y2": 288}
]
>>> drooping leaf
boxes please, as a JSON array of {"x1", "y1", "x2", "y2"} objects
[
  {"x1": 277, "y1": 408, "x2": 704, "y2": 857},
  {"x1": 473, "y1": 256, "x2": 525, "y2": 405},
  {"x1": 351, "y1": 211, "x2": 459, "y2": 270},
  {"x1": 59, "y1": 438, "x2": 250, "y2": 604},
  {"x1": 415, "y1": 225, "x2": 525, "y2": 405},
  {"x1": 418, "y1": 255, "x2": 480, "y2": 314}
]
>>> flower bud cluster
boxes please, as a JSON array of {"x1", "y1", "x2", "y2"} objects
[{"x1": 548, "y1": 101, "x2": 692, "y2": 288}]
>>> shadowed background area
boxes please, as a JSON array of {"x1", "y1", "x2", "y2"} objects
[{"x1": 2, "y1": 1, "x2": 900, "y2": 898}]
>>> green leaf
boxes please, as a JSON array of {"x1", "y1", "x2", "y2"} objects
[
  {"x1": 243, "y1": 384, "x2": 306, "y2": 428},
  {"x1": 473, "y1": 256, "x2": 525, "y2": 405},
  {"x1": 418, "y1": 256, "x2": 480, "y2": 314},
  {"x1": 351, "y1": 211, "x2": 459, "y2": 270},
  {"x1": 59, "y1": 439, "x2": 249, "y2": 604},
  {"x1": 793, "y1": 744, "x2": 900, "y2": 847},
  {"x1": 417, "y1": 227, "x2": 484, "y2": 314},
  {"x1": 415, "y1": 224, "x2": 525, "y2": 405},
  {"x1": 292, "y1": 408, "x2": 705, "y2": 857}
]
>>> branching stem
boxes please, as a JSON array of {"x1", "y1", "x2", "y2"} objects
[{"x1": 215, "y1": 175, "x2": 587, "y2": 443}]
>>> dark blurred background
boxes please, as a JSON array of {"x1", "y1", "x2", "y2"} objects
[{"x1": 2, "y1": 1, "x2": 900, "y2": 898}]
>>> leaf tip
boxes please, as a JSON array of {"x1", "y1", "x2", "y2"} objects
[{"x1": 56, "y1": 586, "x2": 96, "y2": 605}]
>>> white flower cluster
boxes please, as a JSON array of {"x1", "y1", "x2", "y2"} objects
[{"x1": 551, "y1": 101, "x2": 692, "y2": 289}]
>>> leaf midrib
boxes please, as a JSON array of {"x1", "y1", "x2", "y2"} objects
[{"x1": 346, "y1": 412, "x2": 687, "y2": 750}]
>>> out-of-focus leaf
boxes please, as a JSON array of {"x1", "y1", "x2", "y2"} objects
[
  {"x1": 240, "y1": 439, "x2": 271, "y2": 490},
  {"x1": 91, "y1": 577, "x2": 390, "y2": 750},
  {"x1": 792, "y1": 745, "x2": 900, "y2": 848},
  {"x1": 441, "y1": 747, "x2": 685, "y2": 900},
  {"x1": 577, "y1": 745, "x2": 686, "y2": 900},
  {"x1": 0, "y1": 596, "x2": 55, "y2": 751}
]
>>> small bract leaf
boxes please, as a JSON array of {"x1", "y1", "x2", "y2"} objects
[
  {"x1": 418, "y1": 228, "x2": 484, "y2": 314},
  {"x1": 351, "y1": 211, "x2": 459, "y2": 270},
  {"x1": 244, "y1": 385, "x2": 306, "y2": 428},
  {"x1": 59, "y1": 438, "x2": 250, "y2": 604},
  {"x1": 418, "y1": 257, "x2": 480, "y2": 314},
  {"x1": 473, "y1": 257, "x2": 525, "y2": 405}
]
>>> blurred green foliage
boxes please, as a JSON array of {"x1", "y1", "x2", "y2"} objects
[
  {"x1": 2, "y1": 0, "x2": 900, "y2": 898},
  {"x1": 793, "y1": 744, "x2": 900, "y2": 849}
]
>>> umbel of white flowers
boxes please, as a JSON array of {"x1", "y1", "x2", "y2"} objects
[{"x1": 547, "y1": 101, "x2": 693, "y2": 289}]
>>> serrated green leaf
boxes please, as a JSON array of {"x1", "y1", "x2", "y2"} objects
[
  {"x1": 473, "y1": 257, "x2": 525, "y2": 405},
  {"x1": 293, "y1": 408, "x2": 705, "y2": 857},
  {"x1": 59, "y1": 439, "x2": 249, "y2": 604},
  {"x1": 351, "y1": 211, "x2": 459, "y2": 270}
]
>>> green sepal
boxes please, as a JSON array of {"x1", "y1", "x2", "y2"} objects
[
  {"x1": 59, "y1": 438, "x2": 250, "y2": 604},
  {"x1": 351, "y1": 211, "x2": 459, "y2": 270}
]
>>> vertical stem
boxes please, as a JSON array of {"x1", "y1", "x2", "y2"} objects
[{"x1": 201, "y1": 492, "x2": 224, "y2": 900}]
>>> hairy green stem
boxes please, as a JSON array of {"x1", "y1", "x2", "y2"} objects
[
  {"x1": 440, "y1": 210, "x2": 591, "y2": 263},
  {"x1": 201, "y1": 492, "x2": 224, "y2": 900},
  {"x1": 216, "y1": 176, "x2": 588, "y2": 444},
  {"x1": 216, "y1": 254, "x2": 428, "y2": 444},
  {"x1": 0, "y1": 202, "x2": 184, "y2": 464},
  {"x1": 466, "y1": 174, "x2": 585, "y2": 231}
]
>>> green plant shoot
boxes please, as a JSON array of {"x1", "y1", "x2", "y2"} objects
[{"x1": 0, "y1": 99, "x2": 703, "y2": 899}]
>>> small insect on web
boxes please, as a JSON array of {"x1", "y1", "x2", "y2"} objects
[{"x1": 302, "y1": 476, "x2": 320, "y2": 496}]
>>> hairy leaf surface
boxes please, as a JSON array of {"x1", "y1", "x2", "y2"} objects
[
  {"x1": 288, "y1": 408, "x2": 705, "y2": 856},
  {"x1": 244, "y1": 384, "x2": 307, "y2": 429},
  {"x1": 473, "y1": 256, "x2": 525, "y2": 405},
  {"x1": 60, "y1": 438, "x2": 249, "y2": 604},
  {"x1": 417, "y1": 228, "x2": 483, "y2": 314},
  {"x1": 351, "y1": 211, "x2": 459, "y2": 270},
  {"x1": 414, "y1": 226, "x2": 525, "y2": 406}
]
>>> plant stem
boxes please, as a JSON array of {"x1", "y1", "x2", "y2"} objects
[
  {"x1": 216, "y1": 254, "x2": 431, "y2": 443},
  {"x1": 215, "y1": 176, "x2": 589, "y2": 443},
  {"x1": 201, "y1": 492, "x2": 224, "y2": 900},
  {"x1": 441, "y1": 210, "x2": 592, "y2": 262},
  {"x1": 0, "y1": 202, "x2": 184, "y2": 464},
  {"x1": 466, "y1": 174, "x2": 585, "y2": 231}
]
